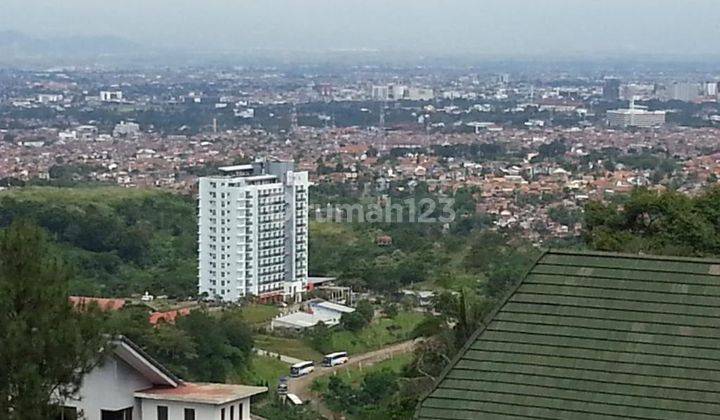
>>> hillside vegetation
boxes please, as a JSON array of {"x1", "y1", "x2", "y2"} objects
[
  {"x1": 0, "y1": 187, "x2": 197, "y2": 297},
  {"x1": 0, "y1": 186, "x2": 539, "y2": 300}
]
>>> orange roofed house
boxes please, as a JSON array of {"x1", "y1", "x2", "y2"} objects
[{"x1": 69, "y1": 296, "x2": 126, "y2": 312}]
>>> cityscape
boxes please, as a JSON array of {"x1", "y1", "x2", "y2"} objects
[{"x1": 4, "y1": 1, "x2": 720, "y2": 420}]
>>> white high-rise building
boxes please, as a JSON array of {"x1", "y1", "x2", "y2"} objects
[
  {"x1": 607, "y1": 98, "x2": 666, "y2": 128},
  {"x1": 704, "y1": 81, "x2": 719, "y2": 97},
  {"x1": 198, "y1": 161, "x2": 309, "y2": 303},
  {"x1": 669, "y1": 82, "x2": 701, "y2": 102}
]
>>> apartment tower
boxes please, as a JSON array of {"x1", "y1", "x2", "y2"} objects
[{"x1": 198, "y1": 160, "x2": 309, "y2": 302}]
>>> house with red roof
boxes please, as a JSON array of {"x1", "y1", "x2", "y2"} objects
[
  {"x1": 148, "y1": 308, "x2": 192, "y2": 326},
  {"x1": 69, "y1": 296, "x2": 126, "y2": 312},
  {"x1": 56, "y1": 336, "x2": 266, "y2": 420}
]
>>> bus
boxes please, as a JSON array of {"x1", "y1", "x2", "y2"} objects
[
  {"x1": 322, "y1": 352, "x2": 349, "y2": 367},
  {"x1": 290, "y1": 361, "x2": 315, "y2": 377}
]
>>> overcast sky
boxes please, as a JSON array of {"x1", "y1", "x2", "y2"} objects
[{"x1": 3, "y1": 0, "x2": 720, "y2": 57}]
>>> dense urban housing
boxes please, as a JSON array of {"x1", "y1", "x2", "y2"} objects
[{"x1": 4, "y1": 2, "x2": 720, "y2": 419}]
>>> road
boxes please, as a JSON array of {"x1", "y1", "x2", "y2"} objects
[{"x1": 287, "y1": 339, "x2": 420, "y2": 402}]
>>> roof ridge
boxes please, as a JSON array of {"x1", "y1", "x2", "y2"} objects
[
  {"x1": 546, "y1": 248, "x2": 720, "y2": 265},
  {"x1": 416, "y1": 249, "x2": 720, "y2": 419},
  {"x1": 117, "y1": 335, "x2": 182, "y2": 385}
]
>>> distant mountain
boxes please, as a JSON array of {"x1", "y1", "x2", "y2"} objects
[
  {"x1": 0, "y1": 30, "x2": 139, "y2": 57},
  {"x1": 0, "y1": 30, "x2": 30, "y2": 44}
]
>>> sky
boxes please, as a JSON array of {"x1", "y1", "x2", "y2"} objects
[{"x1": 3, "y1": 0, "x2": 720, "y2": 57}]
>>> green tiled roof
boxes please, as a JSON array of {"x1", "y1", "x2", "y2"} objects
[{"x1": 417, "y1": 250, "x2": 720, "y2": 420}]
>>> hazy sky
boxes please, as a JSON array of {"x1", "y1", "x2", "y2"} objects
[{"x1": 3, "y1": 0, "x2": 720, "y2": 56}]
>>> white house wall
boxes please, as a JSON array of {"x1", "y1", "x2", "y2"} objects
[
  {"x1": 64, "y1": 357, "x2": 152, "y2": 420},
  {"x1": 140, "y1": 397, "x2": 251, "y2": 420}
]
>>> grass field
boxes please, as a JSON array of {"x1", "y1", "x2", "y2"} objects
[
  {"x1": 237, "y1": 355, "x2": 290, "y2": 387},
  {"x1": 0, "y1": 186, "x2": 165, "y2": 203},
  {"x1": 255, "y1": 335, "x2": 324, "y2": 361},
  {"x1": 240, "y1": 304, "x2": 280, "y2": 325},
  {"x1": 324, "y1": 311, "x2": 426, "y2": 355}
]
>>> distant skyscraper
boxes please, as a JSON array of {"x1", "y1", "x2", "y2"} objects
[
  {"x1": 603, "y1": 78, "x2": 621, "y2": 101},
  {"x1": 670, "y1": 82, "x2": 701, "y2": 102},
  {"x1": 495, "y1": 73, "x2": 510, "y2": 85},
  {"x1": 704, "y1": 81, "x2": 719, "y2": 97},
  {"x1": 198, "y1": 160, "x2": 309, "y2": 303}
]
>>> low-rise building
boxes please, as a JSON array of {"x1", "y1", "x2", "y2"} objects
[
  {"x1": 270, "y1": 299, "x2": 355, "y2": 330},
  {"x1": 607, "y1": 99, "x2": 666, "y2": 128},
  {"x1": 58, "y1": 336, "x2": 266, "y2": 420}
]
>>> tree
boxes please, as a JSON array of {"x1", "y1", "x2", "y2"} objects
[
  {"x1": 411, "y1": 316, "x2": 443, "y2": 339},
  {"x1": 255, "y1": 398, "x2": 322, "y2": 420},
  {"x1": 0, "y1": 221, "x2": 106, "y2": 419},
  {"x1": 145, "y1": 325, "x2": 198, "y2": 379},
  {"x1": 485, "y1": 262, "x2": 528, "y2": 299},
  {"x1": 105, "y1": 307, "x2": 253, "y2": 383},
  {"x1": 355, "y1": 300, "x2": 374, "y2": 323},
  {"x1": 359, "y1": 370, "x2": 399, "y2": 405},
  {"x1": 307, "y1": 322, "x2": 332, "y2": 353},
  {"x1": 174, "y1": 310, "x2": 252, "y2": 382},
  {"x1": 382, "y1": 302, "x2": 399, "y2": 319},
  {"x1": 584, "y1": 187, "x2": 720, "y2": 256},
  {"x1": 324, "y1": 376, "x2": 357, "y2": 413},
  {"x1": 537, "y1": 139, "x2": 567, "y2": 159},
  {"x1": 432, "y1": 289, "x2": 490, "y2": 346},
  {"x1": 340, "y1": 311, "x2": 369, "y2": 332},
  {"x1": 548, "y1": 205, "x2": 581, "y2": 227}
]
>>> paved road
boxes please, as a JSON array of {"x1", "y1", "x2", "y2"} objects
[{"x1": 287, "y1": 339, "x2": 420, "y2": 402}]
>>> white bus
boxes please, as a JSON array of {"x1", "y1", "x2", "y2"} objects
[
  {"x1": 290, "y1": 361, "x2": 315, "y2": 377},
  {"x1": 322, "y1": 352, "x2": 349, "y2": 367}
]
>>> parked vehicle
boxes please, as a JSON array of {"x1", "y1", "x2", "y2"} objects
[
  {"x1": 290, "y1": 361, "x2": 315, "y2": 377},
  {"x1": 322, "y1": 352, "x2": 349, "y2": 367}
]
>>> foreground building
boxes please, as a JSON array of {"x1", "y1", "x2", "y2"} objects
[
  {"x1": 58, "y1": 337, "x2": 266, "y2": 420},
  {"x1": 198, "y1": 160, "x2": 309, "y2": 302},
  {"x1": 417, "y1": 250, "x2": 720, "y2": 419}
]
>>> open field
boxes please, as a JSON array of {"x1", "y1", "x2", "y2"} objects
[
  {"x1": 240, "y1": 304, "x2": 280, "y2": 325},
  {"x1": 0, "y1": 186, "x2": 167, "y2": 203},
  {"x1": 237, "y1": 355, "x2": 290, "y2": 388},
  {"x1": 324, "y1": 311, "x2": 426, "y2": 354},
  {"x1": 255, "y1": 335, "x2": 324, "y2": 361}
]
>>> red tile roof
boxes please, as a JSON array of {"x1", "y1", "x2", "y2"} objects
[
  {"x1": 135, "y1": 382, "x2": 267, "y2": 405},
  {"x1": 148, "y1": 308, "x2": 191, "y2": 325},
  {"x1": 69, "y1": 296, "x2": 126, "y2": 312}
]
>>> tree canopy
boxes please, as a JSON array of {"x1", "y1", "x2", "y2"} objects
[
  {"x1": 0, "y1": 221, "x2": 106, "y2": 419},
  {"x1": 584, "y1": 187, "x2": 720, "y2": 256},
  {"x1": 105, "y1": 307, "x2": 254, "y2": 383},
  {"x1": 0, "y1": 188, "x2": 197, "y2": 298}
]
